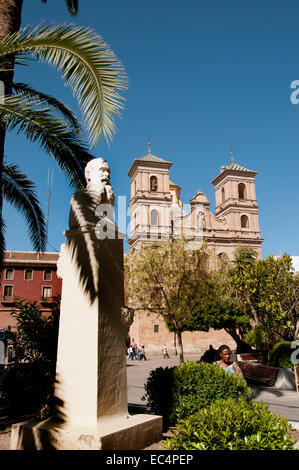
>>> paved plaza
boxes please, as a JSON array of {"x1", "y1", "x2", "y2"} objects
[
  {"x1": 127, "y1": 353, "x2": 299, "y2": 424},
  {"x1": 0, "y1": 353, "x2": 298, "y2": 449}
]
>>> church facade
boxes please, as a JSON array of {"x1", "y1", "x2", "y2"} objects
[{"x1": 127, "y1": 145, "x2": 263, "y2": 355}]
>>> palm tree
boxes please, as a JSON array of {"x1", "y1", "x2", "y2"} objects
[
  {"x1": 0, "y1": 0, "x2": 79, "y2": 205},
  {"x1": 0, "y1": 23, "x2": 127, "y2": 265},
  {"x1": 3, "y1": 162, "x2": 47, "y2": 252},
  {"x1": 0, "y1": 1, "x2": 78, "y2": 42}
]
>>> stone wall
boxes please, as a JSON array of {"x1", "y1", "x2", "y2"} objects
[{"x1": 129, "y1": 310, "x2": 236, "y2": 356}]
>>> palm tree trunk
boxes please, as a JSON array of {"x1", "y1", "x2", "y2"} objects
[
  {"x1": 0, "y1": 0, "x2": 24, "y2": 92},
  {"x1": 0, "y1": 0, "x2": 23, "y2": 39},
  {"x1": 0, "y1": 0, "x2": 24, "y2": 265}
]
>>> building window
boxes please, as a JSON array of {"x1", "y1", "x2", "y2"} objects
[
  {"x1": 241, "y1": 215, "x2": 249, "y2": 228},
  {"x1": 43, "y1": 269, "x2": 52, "y2": 281},
  {"x1": 221, "y1": 187, "x2": 225, "y2": 203},
  {"x1": 238, "y1": 183, "x2": 246, "y2": 200},
  {"x1": 150, "y1": 175, "x2": 158, "y2": 192},
  {"x1": 24, "y1": 269, "x2": 33, "y2": 281},
  {"x1": 154, "y1": 325, "x2": 159, "y2": 333},
  {"x1": 150, "y1": 209, "x2": 159, "y2": 226},
  {"x1": 42, "y1": 286, "x2": 52, "y2": 299},
  {"x1": 5, "y1": 269, "x2": 14, "y2": 280},
  {"x1": 3, "y1": 285, "x2": 13, "y2": 300}
]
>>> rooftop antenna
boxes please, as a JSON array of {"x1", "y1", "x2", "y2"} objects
[{"x1": 45, "y1": 169, "x2": 53, "y2": 248}]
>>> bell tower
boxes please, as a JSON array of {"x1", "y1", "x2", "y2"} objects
[
  {"x1": 211, "y1": 149, "x2": 263, "y2": 257},
  {"x1": 127, "y1": 143, "x2": 173, "y2": 251}
]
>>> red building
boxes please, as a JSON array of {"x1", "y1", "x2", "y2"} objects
[{"x1": 0, "y1": 251, "x2": 62, "y2": 331}]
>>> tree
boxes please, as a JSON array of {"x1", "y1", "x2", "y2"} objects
[
  {"x1": 1, "y1": 298, "x2": 60, "y2": 416},
  {"x1": 125, "y1": 239, "x2": 211, "y2": 363},
  {"x1": 0, "y1": 22, "x2": 127, "y2": 264},
  {"x1": 172, "y1": 249, "x2": 254, "y2": 353},
  {"x1": 230, "y1": 248, "x2": 299, "y2": 359},
  {"x1": 191, "y1": 262, "x2": 253, "y2": 353},
  {"x1": 0, "y1": 0, "x2": 79, "y2": 256}
]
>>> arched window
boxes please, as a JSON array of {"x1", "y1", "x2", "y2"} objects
[
  {"x1": 151, "y1": 209, "x2": 159, "y2": 226},
  {"x1": 241, "y1": 215, "x2": 249, "y2": 228},
  {"x1": 5, "y1": 269, "x2": 14, "y2": 280},
  {"x1": 150, "y1": 176, "x2": 158, "y2": 192},
  {"x1": 221, "y1": 187, "x2": 225, "y2": 203},
  {"x1": 238, "y1": 183, "x2": 246, "y2": 200}
]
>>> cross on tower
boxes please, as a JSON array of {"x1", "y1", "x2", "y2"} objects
[
  {"x1": 230, "y1": 145, "x2": 234, "y2": 163},
  {"x1": 147, "y1": 135, "x2": 151, "y2": 154}
]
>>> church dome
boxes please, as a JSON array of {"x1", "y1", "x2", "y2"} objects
[{"x1": 190, "y1": 190, "x2": 210, "y2": 205}]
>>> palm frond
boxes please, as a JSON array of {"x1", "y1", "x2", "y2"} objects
[
  {"x1": 12, "y1": 82, "x2": 82, "y2": 135},
  {"x1": 0, "y1": 54, "x2": 29, "y2": 71},
  {"x1": 2, "y1": 163, "x2": 47, "y2": 252},
  {"x1": 0, "y1": 94, "x2": 93, "y2": 190},
  {"x1": 41, "y1": 0, "x2": 79, "y2": 16},
  {"x1": 0, "y1": 24, "x2": 128, "y2": 147},
  {"x1": 64, "y1": 0, "x2": 79, "y2": 16}
]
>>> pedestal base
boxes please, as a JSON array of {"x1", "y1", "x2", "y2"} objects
[{"x1": 10, "y1": 414, "x2": 163, "y2": 450}]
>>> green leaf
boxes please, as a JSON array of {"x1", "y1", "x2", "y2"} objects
[
  {"x1": 2, "y1": 162, "x2": 47, "y2": 252},
  {"x1": 0, "y1": 23, "x2": 128, "y2": 147}
]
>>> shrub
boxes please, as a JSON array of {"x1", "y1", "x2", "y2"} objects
[
  {"x1": 0, "y1": 299, "x2": 60, "y2": 417},
  {"x1": 143, "y1": 361, "x2": 250, "y2": 428},
  {"x1": 142, "y1": 366, "x2": 175, "y2": 429},
  {"x1": 0, "y1": 361, "x2": 53, "y2": 415},
  {"x1": 269, "y1": 342, "x2": 293, "y2": 369},
  {"x1": 164, "y1": 397, "x2": 296, "y2": 450}
]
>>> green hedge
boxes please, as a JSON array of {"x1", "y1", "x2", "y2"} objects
[
  {"x1": 269, "y1": 342, "x2": 293, "y2": 369},
  {"x1": 164, "y1": 397, "x2": 296, "y2": 450},
  {"x1": 0, "y1": 361, "x2": 53, "y2": 416},
  {"x1": 143, "y1": 361, "x2": 250, "y2": 428}
]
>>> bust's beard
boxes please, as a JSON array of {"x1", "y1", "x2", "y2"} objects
[{"x1": 86, "y1": 181, "x2": 115, "y2": 205}]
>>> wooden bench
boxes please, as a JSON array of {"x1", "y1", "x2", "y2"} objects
[{"x1": 238, "y1": 361, "x2": 279, "y2": 386}]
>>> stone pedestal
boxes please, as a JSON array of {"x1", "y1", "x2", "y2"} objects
[
  {"x1": 11, "y1": 224, "x2": 162, "y2": 450},
  {"x1": 11, "y1": 414, "x2": 162, "y2": 450}
]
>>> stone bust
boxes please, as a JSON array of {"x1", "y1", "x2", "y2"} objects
[
  {"x1": 69, "y1": 158, "x2": 115, "y2": 229},
  {"x1": 85, "y1": 158, "x2": 115, "y2": 205}
]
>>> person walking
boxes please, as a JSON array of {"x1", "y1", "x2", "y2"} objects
[
  {"x1": 138, "y1": 345, "x2": 147, "y2": 360},
  {"x1": 128, "y1": 345, "x2": 138, "y2": 360},
  {"x1": 133, "y1": 343, "x2": 139, "y2": 360},
  {"x1": 128, "y1": 345, "x2": 134, "y2": 360},
  {"x1": 162, "y1": 345, "x2": 169, "y2": 359}
]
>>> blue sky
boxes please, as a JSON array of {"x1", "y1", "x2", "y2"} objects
[{"x1": 3, "y1": 0, "x2": 299, "y2": 257}]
